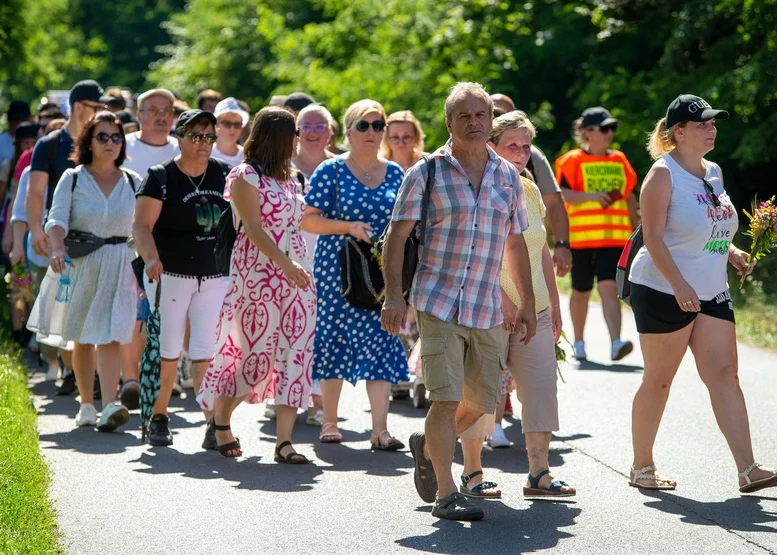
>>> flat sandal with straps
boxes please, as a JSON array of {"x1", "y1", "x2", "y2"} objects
[
  {"x1": 629, "y1": 465, "x2": 676, "y2": 490},
  {"x1": 274, "y1": 441, "x2": 310, "y2": 464},
  {"x1": 739, "y1": 462, "x2": 777, "y2": 494},
  {"x1": 460, "y1": 470, "x2": 501, "y2": 499},
  {"x1": 211, "y1": 420, "x2": 241, "y2": 458}
]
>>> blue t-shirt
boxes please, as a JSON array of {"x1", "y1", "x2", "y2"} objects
[{"x1": 30, "y1": 128, "x2": 75, "y2": 205}]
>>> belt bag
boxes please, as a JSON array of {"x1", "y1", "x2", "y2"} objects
[{"x1": 64, "y1": 230, "x2": 129, "y2": 259}]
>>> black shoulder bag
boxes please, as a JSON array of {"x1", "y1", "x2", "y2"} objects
[{"x1": 63, "y1": 169, "x2": 135, "y2": 259}]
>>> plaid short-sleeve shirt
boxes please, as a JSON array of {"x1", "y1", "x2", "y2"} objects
[{"x1": 392, "y1": 141, "x2": 529, "y2": 329}]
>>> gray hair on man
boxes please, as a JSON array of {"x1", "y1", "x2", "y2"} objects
[{"x1": 444, "y1": 82, "x2": 493, "y2": 121}]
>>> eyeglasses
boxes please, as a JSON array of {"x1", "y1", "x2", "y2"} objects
[
  {"x1": 354, "y1": 120, "x2": 385, "y2": 132},
  {"x1": 599, "y1": 124, "x2": 618, "y2": 133},
  {"x1": 93, "y1": 132, "x2": 123, "y2": 145},
  {"x1": 702, "y1": 178, "x2": 721, "y2": 208},
  {"x1": 217, "y1": 121, "x2": 243, "y2": 129},
  {"x1": 81, "y1": 102, "x2": 106, "y2": 111},
  {"x1": 300, "y1": 123, "x2": 330, "y2": 134},
  {"x1": 388, "y1": 135, "x2": 415, "y2": 145},
  {"x1": 184, "y1": 132, "x2": 217, "y2": 145},
  {"x1": 141, "y1": 108, "x2": 174, "y2": 118}
]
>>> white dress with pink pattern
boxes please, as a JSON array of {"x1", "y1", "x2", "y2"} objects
[{"x1": 198, "y1": 163, "x2": 316, "y2": 410}]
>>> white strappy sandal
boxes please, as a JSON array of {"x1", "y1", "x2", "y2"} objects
[
  {"x1": 629, "y1": 465, "x2": 677, "y2": 490},
  {"x1": 738, "y1": 462, "x2": 777, "y2": 494}
]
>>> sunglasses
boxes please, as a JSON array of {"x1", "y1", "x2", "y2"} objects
[
  {"x1": 218, "y1": 120, "x2": 243, "y2": 129},
  {"x1": 702, "y1": 178, "x2": 721, "y2": 208},
  {"x1": 184, "y1": 132, "x2": 218, "y2": 145},
  {"x1": 141, "y1": 108, "x2": 174, "y2": 118},
  {"x1": 599, "y1": 124, "x2": 618, "y2": 133},
  {"x1": 81, "y1": 102, "x2": 106, "y2": 111},
  {"x1": 388, "y1": 135, "x2": 415, "y2": 145},
  {"x1": 300, "y1": 123, "x2": 330, "y2": 133},
  {"x1": 93, "y1": 132, "x2": 123, "y2": 145},
  {"x1": 354, "y1": 120, "x2": 385, "y2": 132}
]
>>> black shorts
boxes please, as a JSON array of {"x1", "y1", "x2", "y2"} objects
[
  {"x1": 630, "y1": 282, "x2": 735, "y2": 334},
  {"x1": 570, "y1": 247, "x2": 622, "y2": 292}
]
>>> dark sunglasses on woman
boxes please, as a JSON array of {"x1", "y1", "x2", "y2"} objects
[
  {"x1": 184, "y1": 132, "x2": 218, "y2": 145},
  {"x1": 93, "y1": 132, "x2": 123, "y2": 145},
  {"x1": 599, "y1": 124, "x2": 618, "y2": 133},
  {"x1": 354, "y1": 120, "x2": 385, "y2": 132}
]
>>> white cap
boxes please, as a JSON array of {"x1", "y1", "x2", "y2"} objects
[
  {"x1": 214, "y1": 97, "x2": 249, "y2": 127},
  {"x1": 137, "y1": 88, "x2": 176, "y2": 108}
]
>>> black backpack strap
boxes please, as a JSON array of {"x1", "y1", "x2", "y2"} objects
[
  {"x1": 148, "y1": 164, "x2": 167, "y2": 201},
  {"x1": 45, "y1": 129, "x2": 62, "y2": 209},
  {"x1": 418, "y1": 156, "x2": 436, "y2": 245},
  {"x1": 70, "y1": 168, "x2": 79, "y2": 192},
  {"x1": 122, "y1": 170, "x2": 136, "y2": 193}
]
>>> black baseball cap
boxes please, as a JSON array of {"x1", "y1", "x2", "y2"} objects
[
  {"x1": 115, "y1": 110, "x2": 138, "y2": 127},
  {"x1": 69, "y1": 80, "x2": 112, "y2": 106},
  {"x1": 283, "y1": 92, "x2": 316, "y2": 112},
  {"x1": 7, "y1": 100, "x2": 31, "y2": 121},
  {"x1": 15, "y1": 121, "x2": 39, "y2": 141},
  {"x1": 665, "y1": 94, "x2": 729, "y2": 129},
  {"x1": 581, "y1": 107, "x2": 618, "y2": 128},
  {"x1": 174, "y1": 109, "x2": 217, "y2": 134}
]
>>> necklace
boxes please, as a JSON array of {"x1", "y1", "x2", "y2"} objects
[
  {"x1": 348, "y1": 157, "x2": 380, "y2": 182},
  {"x1": 185, "y1": 166, "x2": 207, "y2": 192}
]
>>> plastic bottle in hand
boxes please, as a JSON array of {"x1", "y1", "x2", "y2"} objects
[{"x1": 55, "y1": 257, "x2": 72, "y2": 303}]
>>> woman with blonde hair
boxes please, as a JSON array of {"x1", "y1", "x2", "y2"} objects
[
  {"x1": 302, "y1": 99, "x2": 407, "y2": 449},
  {"x1": 627, "y1": 94, "x2": 776, "y2": 493},
  {"x1": 380, "y1": 110, "x2": 425, "y2": 172},
  {"x1": 456, "y1": 111, "x2": 575, "y2": 499}
]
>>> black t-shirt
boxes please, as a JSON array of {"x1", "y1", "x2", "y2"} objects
[
  {"x1": 30, "y1": 128, "x2": 75, "y2": 207},
  {"x1": 136, "y1": 158, "x2": 231, "y2": 277}
]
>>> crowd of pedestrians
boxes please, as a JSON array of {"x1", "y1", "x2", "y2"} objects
[{"x1": 2, "y1": 77, "x2": 776, "y2": 521}]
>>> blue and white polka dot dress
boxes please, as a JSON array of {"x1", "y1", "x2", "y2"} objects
[{"x1": 305, "y1": 158, "x2": 408, "y2": 384}]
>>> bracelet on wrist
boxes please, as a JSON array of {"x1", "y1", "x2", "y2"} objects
[{"x1": 554, "y1": 240, "x2": 570, "y2": 250}]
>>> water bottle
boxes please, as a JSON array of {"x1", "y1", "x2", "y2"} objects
[{"x1": 55, "y1": 257, "x2": 72, "y2": 303}]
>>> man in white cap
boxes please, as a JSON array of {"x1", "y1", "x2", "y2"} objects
[
  {"x1": 211, "y1": 97, "x2": 249, "y2": 168},
  {"x1": 124, "y1": 88, "x2": 180, "y2": 177}
]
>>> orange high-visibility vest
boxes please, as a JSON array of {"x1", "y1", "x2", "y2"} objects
[{"x1": 554, "y1": 148, "x2": 637, "y2": 249}]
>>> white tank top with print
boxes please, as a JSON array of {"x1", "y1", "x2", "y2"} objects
[{"x1": 629, "y1": 153, "x2": 738, "y2": 301}]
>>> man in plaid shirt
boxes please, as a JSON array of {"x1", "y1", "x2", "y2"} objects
[{"x1": 381, "y1": 82, "x2": 536, "y2": 521}]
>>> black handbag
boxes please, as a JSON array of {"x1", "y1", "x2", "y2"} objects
[
  {"x1": 334, "y1": 158, "x2": 386, "y2": 310},
  {"x1": 374, "y1": 156, "x2": 435, "y2": 296},
  {"x1": 616, "y1": 224, "x2": 643, "y2": 306}
]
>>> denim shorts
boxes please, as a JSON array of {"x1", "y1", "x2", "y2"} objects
[{"x1": 137, "y1": 290, "x2": 151, "y2": 323}]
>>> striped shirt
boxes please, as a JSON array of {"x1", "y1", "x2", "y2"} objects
[{"x1": 392, "y1": 140, "x2": 529, "y2": 330}]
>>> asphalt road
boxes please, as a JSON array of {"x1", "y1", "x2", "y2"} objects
[{"x1": 32, "y1": 297, "x2": 777, "y2": 554}]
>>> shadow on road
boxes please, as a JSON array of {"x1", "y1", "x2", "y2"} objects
[
  {"x1": 575, "y1": 360, "x2": 643, "y2": 373},
  {"x1": 641, "y1": 490, "x2": 777, "y2": 533},
  {"x1": 397, "y1": 500, "x2": 581, "y2": 553}
]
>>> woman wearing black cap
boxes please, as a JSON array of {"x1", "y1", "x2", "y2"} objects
[
  {"x1": 627, "y1": 94, "x2": 777, "y2": 493},
  {"x1": 133, "y1": 109, "x2": 231, "y2": 446}
]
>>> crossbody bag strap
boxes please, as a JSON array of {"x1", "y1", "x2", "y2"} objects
[{"x1": 418, "y1": 155, "x2": 436, "y2": 245}]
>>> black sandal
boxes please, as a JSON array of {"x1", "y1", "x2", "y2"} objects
[
  {"x1": 274, "y1": 441, "x2": 310, "y2": 464},
  {"x1": 212, "y1": 420, "x2": 241, "y2": 458}
]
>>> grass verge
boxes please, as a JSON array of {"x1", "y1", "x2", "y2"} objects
[
  {"x1": 555, "y1": 274, "x2": 777, "y2": 350},
  {"x1": 0, "y1": 338, "x2": 62, "y2": 554}
]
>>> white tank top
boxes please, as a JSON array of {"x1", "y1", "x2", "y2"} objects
[{"x1": 629, "y1": 154, "x2": 738, "y2": 301}]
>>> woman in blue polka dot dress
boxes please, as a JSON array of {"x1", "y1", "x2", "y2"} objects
[{"x1": 303, "y1": 99, "x2": 407, "y2": 450}]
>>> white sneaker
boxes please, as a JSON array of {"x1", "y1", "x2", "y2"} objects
[
  {"x1": 611, "y1": 339, "x2": 634, "y2": 361},
  {"x1": 573, "y1": 340, "x2": 587, "y2": 361},
  {"x1": 96, "y1": 401, "x2": 130, "y2": 432},
  {"x1": 486, "y1": 424, "x2": 513, "y2": 449},
  {"x1": 75, "y1": 403, "x2": 98, "y2": 427},
  {"x1": 45, "y1": 363, "x2": 60, "y2": 382},
  {"x1": 178, "y1": 351, "x2": 193, "y2": 389},
  {"x1": 264, "y1": 403, "x2": 277, "y2": 420}
]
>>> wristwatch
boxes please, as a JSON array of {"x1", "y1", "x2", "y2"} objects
[{"x1": 554, "y1": 240, "x2": 571, "y2": 250}]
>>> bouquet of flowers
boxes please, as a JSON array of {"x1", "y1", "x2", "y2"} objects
[
  {"x1": 4, "y1": 263, "x2": 36, "y2": 310},
  {"x1": 739, "y1": 196, "x2": 777, "y2": 289},
  {"x1": 555, "y1": 330, "x2": 573, "y2": 384}
]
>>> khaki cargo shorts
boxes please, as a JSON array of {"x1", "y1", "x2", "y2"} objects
[{"x1": 415, "y1": 310, "x2": 504, "y2": 414}]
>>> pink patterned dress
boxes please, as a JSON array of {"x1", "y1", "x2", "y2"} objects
[{"x1": 198, "y1": 163, "x2": 316, "y2": 410}]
